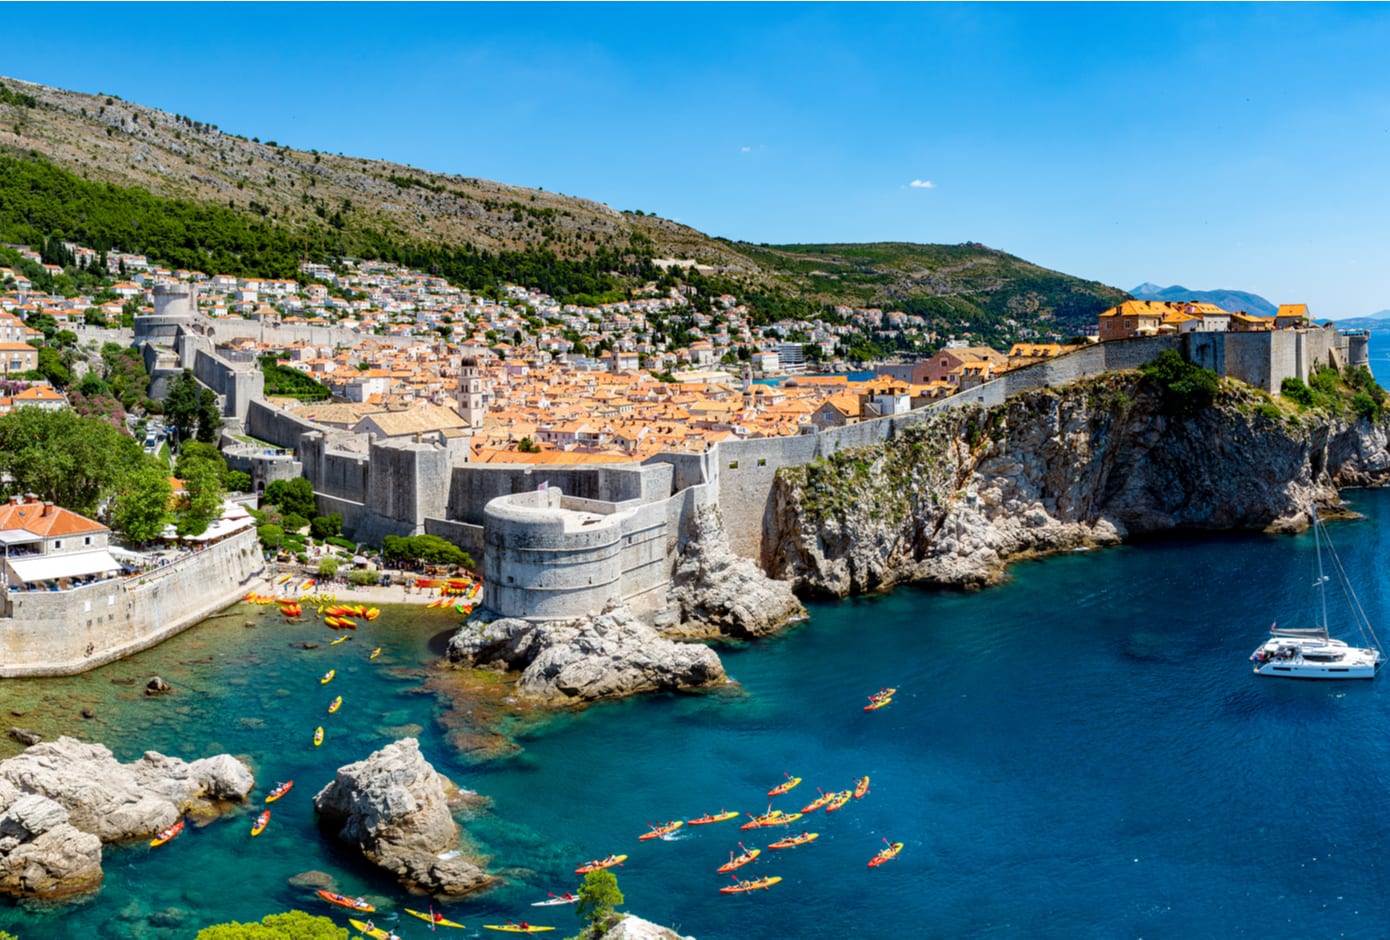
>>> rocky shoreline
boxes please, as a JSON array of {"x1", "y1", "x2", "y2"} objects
[
  {"x1": 770, "y1": 374, "x2": 1390, "y2": 596},
  {"x1": 0, "y1": 737, "x2": 253, "y2": 898}
]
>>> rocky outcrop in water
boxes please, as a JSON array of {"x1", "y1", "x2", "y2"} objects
[
  {"x1": 447, "y1": 602, "x2": 727, "y2": 705},
  {"x1": 0, "y1": 780, "x2": 103, "y2": 898},
  {"x1": 599, "y1": 914, "x2": 696, "y2": 940},
  {"x1": 666, "y1": 504, "x2": 806, "y2": 638},
  {"x1": 771, "y1": 375, "x2": 1388, "y2": 595},
  {"x1": 313, "y1": 738, "x2": 491, "y2": 897},
  {"x1": 0, "y1": 736, "x2": 253, "y2": 898}
]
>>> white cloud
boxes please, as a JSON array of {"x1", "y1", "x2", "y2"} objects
[
  {"x1": 740, "y1": 146, "x2": 752, "y2": 153},
  {"x1": 909, "y1": 179, "x2": 936, "y2": 189}
]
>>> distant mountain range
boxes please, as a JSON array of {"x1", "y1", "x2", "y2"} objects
[{"x1": 1129, "y1": 283, "x2": 1278, "y2": 318}]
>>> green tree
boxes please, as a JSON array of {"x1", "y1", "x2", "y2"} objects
[
  {"x1": 576, "y1": 869, "x2": 624, "y2": 934},
  {"x1": 195, "y1": 909, "x2": 348, "y2": 939},
  {"x1": 174, "y1": 441, "x2": 227, "y2": 480},
  {"x1": 165, "y1": 370, "x2": 202, "y2": 444},
  {"x1": 317, "y1": 555, "x2": 339, "y2": 579},
  {"x1": 264, "y1": 477, "x2": 316, "y2": 517},
  {"x1": 111, "y1": 460, "x2": 172, "y2": 542},
  {"x1": 309, "y1": 512, "x2": 343, "y2": 540},
  {"x1": 1140, "y1": 349, "x2": 1219, "y2": 417},
  {"x1": 257, "y1": 523, "x2": 284, "y2": 552},
  {"x1": 35, "y1": 344, "x2": 72, "y2": 386},
  {"x1": 0, "y1": 408, "x2": 143, "y2": 515},
  {"x1": 381, "y1": 534, "x2": 472, "y2": 568},
  {"x1": 175, "y1": 458, "x2": 224, "y2": 537},
  {"x1": 197, "y1": 386, "x2": 223, "y2": 443}
]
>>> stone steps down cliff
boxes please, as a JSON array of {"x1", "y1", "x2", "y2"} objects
[
  {"x1": 769, "y1": 373, "x2": 1390, "y2": 596},
  {"x1": 0, "y1": 737, "x2": 254, "y2": 898}
]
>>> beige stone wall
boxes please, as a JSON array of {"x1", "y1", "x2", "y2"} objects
[{"x1": 0, "y1": 528, "x2": 262, "y2": 677}]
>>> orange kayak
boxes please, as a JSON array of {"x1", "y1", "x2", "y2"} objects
[
  {"x1": 717, "y1": 847, "x2": 760, "y2": 873},
  {"x1": 688, "y1": 810, "x2": 739, "y2": 826},
  {"x1": 801, "y1": 791, "x2": 835, "y2": 814},
  {"x1": 574, "y1": 854, "x2": 626, "y2": 874},
  {"x1": 720, "y1": 875, "x2": 781, "y2": 894},
  {"x1": 317, "y1": 889, "x2": 375, "y2": 912},
  {"x1": 768, "y1": 832, "x2": 819, "y2": 850},
  {"x1": 741, "y1": 810, "x2": 802, "y2": 830},
  {"x1": 767, "y1": 774, "x2": 801, "y2": 797},
  {"x1": 825, "y1": 790, "x2": 852, "y2": 812},
  {"x1": 150, "y1": 819, "x2": 184, "y2": 847},
  {"x1": 869, "y1": 841, "x2": 904, "y2": 868},
  {"x1": 251, "y1": 810, "x2": 270, "y2": 837},
  {"x1": 638, "y1": 820, "x2": 683, "y2": 841},
  {"x1": 854, "y1": 776, "x2": 870, "y2": 799},
  {"x1": 266, "y1": 780, "x2": 294, "y2": 803}
]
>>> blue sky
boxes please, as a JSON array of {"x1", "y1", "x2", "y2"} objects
[{"x1": 6, "y1": 3, "x2": 1390, "y2": 315}]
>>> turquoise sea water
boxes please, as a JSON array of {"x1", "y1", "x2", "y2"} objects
[
  {"x1": 8, "y1": 490, "x2": 1390, "y2": 939},
  {"x1": 7, "y1": 404, "x2": 1390, "y2": 936}
]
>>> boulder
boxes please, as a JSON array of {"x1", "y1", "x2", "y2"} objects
[
  {"x1": 313, "y1": 738, "x2": 491, "y2": 897},
  {"x1": 447, "y1": 603, "x2": 727, "y2": 705},
  {"x1": 668, "y1": 504, "x2": 806, "y2": 638},
  {"x1": 0, "y1": 737, "x2": 253, "y2": 843},
  {"x1": 144, "y1": 676, "x2": 172, "y2": 696},
  {"x1": 0, "y1": 782, "x2": 102, "y2": 898},
  {"x1": 7, "y1": 729, "x2": 41, "y2": 747},
  {"x1": 599, "y1": 915, "x2": 696, "y2": 940}
]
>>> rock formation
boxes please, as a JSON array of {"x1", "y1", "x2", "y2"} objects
[
  {"x1": 447, "y1": 602, "x2": 727, "y2": 705},
  {"x1": 313, "y1": 738, "x2": 491, "y2": 897},
  {"x1": 771, "y1": 374, "x2": 1389, "y2": 596},
  {"x1": 599, "y1": 915, "x2": 696, "y2": 940},
  {"x1": 667, "y1": 504, "x2": 806, "y2": 638},
  {"x1": 0, "y1": 736, "x2": 253, "y2": 898},
  {"x1": 0, "y1": 779, "x2": 103, "y2": 898}
]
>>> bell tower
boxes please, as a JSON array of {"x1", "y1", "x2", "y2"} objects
[{"x1": 455, "y1": 355, "x2": 484, "y2": 429}]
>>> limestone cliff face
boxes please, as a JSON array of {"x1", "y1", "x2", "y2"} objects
[{"x1": 770, "y1": 374, "x2": 1390, "y2": 596}]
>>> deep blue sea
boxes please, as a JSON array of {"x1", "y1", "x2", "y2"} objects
[{"x1": 3, "y1": 346, "x2": 1390, "y2": 939}]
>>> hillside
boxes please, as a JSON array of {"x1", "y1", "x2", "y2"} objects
[
  {"x1": 0, "y1": 74, "x2": 1126, "y2": 340},
  {"x1": 1130, "y1": 282, "x2": 1277, "y2": 317}
]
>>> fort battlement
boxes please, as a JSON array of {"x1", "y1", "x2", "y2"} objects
[{"x1": 245, "y1": 327, "x2": 1366, "y2": 624}]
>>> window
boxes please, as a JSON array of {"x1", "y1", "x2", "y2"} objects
[
  {"x1": 84, "y1": 536, "x2": 92, "y2": 546},
  {"x1": 53, "y1": 540, "x2": 62, "y2": 549}
]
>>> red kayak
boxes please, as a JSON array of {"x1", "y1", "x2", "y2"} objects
[{"x1": 316, "y1": 890, "x2": 375, "y2": 912}]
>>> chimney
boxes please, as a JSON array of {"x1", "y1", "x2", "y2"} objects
[{"x1": 42, "y1": 502, "x2": 53, "y2": 516}]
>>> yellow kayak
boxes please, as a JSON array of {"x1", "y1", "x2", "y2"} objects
[
  {"x1": 330, "y1": 635, "x2": 349, "y2": 646},
  {"x1": 350, "y1": 918, "x2": 399, "y2": 939},
  {"x1": 483, "y1": 925, "x2": 554, "y2": 934},
  {"x1": 405, "y1": 908, "x2": 467, "y2": 928},
  {"x1": 313, "y1": 726, "x2": 324, "y2": 747},
  {"x1": 370, "y1": 647, "x2": 382, "y2": 660},
  {"x1": 328, "y1": 696, "x2": 342, "y2": 714}
]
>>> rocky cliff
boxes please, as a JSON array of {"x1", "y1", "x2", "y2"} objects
[
  {"x1": 0, "y1": 736, "x2": 254, "y2": 898},
  {"x1": 770, "y1": 374, "x2": 1390, "y2": 595},
  {"x1": 313, "y1": 738, "x2": 492, "y2": 897}
]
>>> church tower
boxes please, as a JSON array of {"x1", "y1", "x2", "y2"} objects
[{"x1": 455, "y1": 356, "x2": 484, "y2": 429}]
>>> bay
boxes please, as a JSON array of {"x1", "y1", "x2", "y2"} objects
[{"x1": 5, "y1": 489, "x2": 1390, "y2": 938}]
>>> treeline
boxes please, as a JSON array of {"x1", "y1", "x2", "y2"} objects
[{"x1": 0, "y1": 152, "x2": 658, "y2": 301}]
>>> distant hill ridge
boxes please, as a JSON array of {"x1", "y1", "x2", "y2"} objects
[
  {"x1": 0, "y1": 72, "x2": 1126, "y2": 341},
  {"x1": 1130, "y1": 283, "x2": 1278, "y2": 318}
]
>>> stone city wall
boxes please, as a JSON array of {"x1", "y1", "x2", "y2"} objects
[{"x1": 0, "y1": 528, "x2": 261, "y2": 677}]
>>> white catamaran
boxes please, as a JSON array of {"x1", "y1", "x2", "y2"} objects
[{"x1": 1250, "y1": 506, "x2": 1384, "y2": 679}]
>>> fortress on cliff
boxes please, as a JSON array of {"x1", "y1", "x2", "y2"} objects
[{"x1": 165, "y1": 311, "x2": 1360, "y2": 625}]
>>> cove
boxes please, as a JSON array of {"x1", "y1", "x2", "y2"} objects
[{"x1": 6, "y1": 490, "x2": 1390, "y2": 938}]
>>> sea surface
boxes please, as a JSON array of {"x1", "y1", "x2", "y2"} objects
[{"x1": 5, "y1": 353, "x2": 1390, "y2": 938}]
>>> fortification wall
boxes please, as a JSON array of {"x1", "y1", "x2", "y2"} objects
[
  {"x1": 246, "y1": 400, "x2": 322, "y2": 451},
  {"x1": 482, "y1": 489, "x2": 627, "y2": 620},
  {"x1": 198, "y1": 317, "x2": 420, "y2": 350},
  {"x1": 0, "y1": 529, "x2": 261, "y2": 677},
  {"x1": 446, "y1": 463, "x2": 668, "y2": 527},
  {"x1": 191, "y1": 346, "x2": 265, "y2": 421}
]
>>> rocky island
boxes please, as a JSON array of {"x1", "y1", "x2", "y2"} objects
[
  {"x1": 0, "y1": 737, "x2": 253, "y2": 898},
  {"x1": 313, "y1": 737, "x2": 492, "y2": 897}
]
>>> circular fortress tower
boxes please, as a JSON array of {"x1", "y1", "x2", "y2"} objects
[{"x1": 481, "y1": 488, "x2": 624, "y2": 621}]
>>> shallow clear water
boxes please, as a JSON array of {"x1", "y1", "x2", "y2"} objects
[{"x1": 6, "y1": 490, "x2": 1390, "y2": 939}]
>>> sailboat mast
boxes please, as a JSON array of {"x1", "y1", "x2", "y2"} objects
[{"x1": 1314, "y1": 506, "x2": 1330, "y2": 635}]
